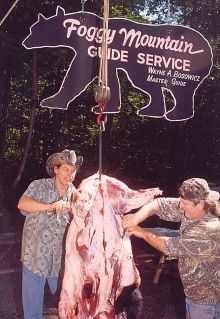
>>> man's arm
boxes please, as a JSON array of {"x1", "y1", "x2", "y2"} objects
[
  {"x1": 127, "y1": 225, "x2": 168, "y2": 252},
  {"x1": 18, "y1": 196, "x2": 70, "y2": 213},
  {"x1": 122, "y1": 199, "x2": 159, "y2": 228}
]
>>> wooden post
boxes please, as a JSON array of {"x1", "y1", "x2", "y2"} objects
[{"x1": 153, "y1": 253, "x2": 166, "y2": 284}]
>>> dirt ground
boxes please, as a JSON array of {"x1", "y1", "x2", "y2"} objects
[{"x1": 0, "y1": 207, "x2": 186, "y2": 319}]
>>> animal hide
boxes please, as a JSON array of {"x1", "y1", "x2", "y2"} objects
[{"x1": 59, "y1": 174, "x2": 162, "y2": 318}]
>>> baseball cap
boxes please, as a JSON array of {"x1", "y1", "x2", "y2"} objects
[{"x1": 179, "y1": 178, "x2": 220, "y2": 202}]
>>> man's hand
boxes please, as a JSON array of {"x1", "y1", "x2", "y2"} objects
[
  {"x1": 50, "y1": 200, "x2": 71, "y2": 213},
  {"x1": 122, "y1": 200, "x2": 159, "y2": 229},
  {"x1": 122, "y1": 214, "x2": 139, "y2": 229},
  {"x1": 126, "y1": 225, "x2": 146, "y2": 239}
]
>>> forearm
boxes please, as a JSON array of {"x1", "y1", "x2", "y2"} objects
[
  {"x1": 127, "y1": 225, "x2": 166, "y2": 252},
  {"x1": 134, "y1": 199, "x2": 159, "y2": 224},
  {"x1": 18, "y1": 196, "x2": 54, "y2": 213},
  {"x1": 141, "y1": 230, "x2": 166, "y2": 252},
  {"x1": 122, "y1": 199, "x2": 160, "y2": 229}
]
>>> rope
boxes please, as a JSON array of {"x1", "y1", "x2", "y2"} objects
[
  {"x1": 0, "y1": 0, "x2": 19, "y2": 27},
  {"x1": 166, "y1": 0, "x2": 171, "y2": 23},
  {"x1": 99, "y1": 0, "x2": 109, "y2": 90},
  {"x1": 96, "y1": 0, "x2": 110, "y2": 180},
  {"x1": 81, "y1": 0, "x2": 87, "y2": 13},
  {"x1": 94, "y1": 0, "x2": 111, "y2": 105}
]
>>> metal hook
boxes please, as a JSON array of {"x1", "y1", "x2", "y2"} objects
[{"x1": 96, "y1": 102, "x2": 107, "y2": 131}]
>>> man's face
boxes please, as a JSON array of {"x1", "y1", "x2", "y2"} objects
[
  {"x1": 54, "y1": 163, "x2": 77, "y2": 186},
  {"x1": 179, "y1": 197, "x2": 205, "y2": 220}
]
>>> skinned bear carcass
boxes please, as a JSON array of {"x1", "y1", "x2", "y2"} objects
[{"x1": 59, "y1": 174, "x2": 162, "y2": 319}]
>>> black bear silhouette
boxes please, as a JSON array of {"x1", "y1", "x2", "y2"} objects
[{"x1": 23, "y1": 6, "x2": 213, "y2": 121}]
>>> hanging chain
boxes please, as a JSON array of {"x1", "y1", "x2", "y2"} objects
[{"x1": 0, "y1": 0, "x2": 19, "y2": 26}]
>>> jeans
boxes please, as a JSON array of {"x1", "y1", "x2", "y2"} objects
[
  {"x1": 22, "y1": 265, "x2": 59, "y2": 319},
  {"x1": 186, "y1": 298, "x2": 220, "y2": 319}
]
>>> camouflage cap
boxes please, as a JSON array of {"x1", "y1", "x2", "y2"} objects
[
  {"x1": 46, "y1": 149, "x2": 83, "y2": 177},
  {"x1": 179, "y1": 178, "x2": 219, "y2": 202}
]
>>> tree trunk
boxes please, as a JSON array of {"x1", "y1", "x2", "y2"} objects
[
  {"x1": 11, "y1": 50, "x2": 38, "y2": 190},
  {"x1": 0, "y1": 55, "x2": 12, "y2": 169},
  {"x1": 0, "y1": 54, "x2": 13, "y2": 211}
]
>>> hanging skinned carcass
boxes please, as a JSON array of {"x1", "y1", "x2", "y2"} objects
[{"x1": 58, "y1": 174, "x2": 162, "y2": 319}]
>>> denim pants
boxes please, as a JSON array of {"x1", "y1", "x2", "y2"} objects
[
  {"x1": 22, "y1": 265, "x2": 59, "y2": 319},
  {"x1": 186, "y1": 298, "x2": 220, "y2": 319}
]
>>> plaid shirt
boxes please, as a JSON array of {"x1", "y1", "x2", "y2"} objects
[
  {"x1": 20, "y1": 178, "x2": 75, "y2": 277},
  {"x1": 157, "y1": 197, "x2": 220, "y2": 305}
]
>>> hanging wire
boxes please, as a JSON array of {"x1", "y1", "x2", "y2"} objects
[
  {"x1": 0, "y1": 0, "x2": 19, "y2": 27},
  {"x1": 94, "y1": 0, "x2": 110, "y2": 181},
  {"x1": 99, "y1": 125, "x2": 103, "y2": 179},
  {"x1": 97, "y1": 104, "x2": 107, "y2": 181}
]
